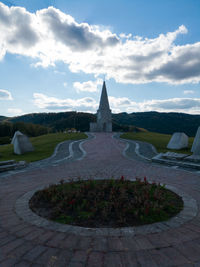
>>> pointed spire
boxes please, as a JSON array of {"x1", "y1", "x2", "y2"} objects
[{"x1": 99, "y1": 81, "x2": 110, "y2": 110}]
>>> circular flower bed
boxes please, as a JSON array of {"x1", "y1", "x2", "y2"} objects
[{"x1": 29, "y1": 177, "x2": 183, "y2": 228}]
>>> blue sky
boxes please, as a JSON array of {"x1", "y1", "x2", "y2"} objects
[{"x1": 0, "y1": 0, "x2": 200, "y2": 116}]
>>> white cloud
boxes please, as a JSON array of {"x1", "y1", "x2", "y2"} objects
[
  {"x1": 109, "y1": 96, "x2": 200, "y2": 114},
  {"x1": 33, "y1": 93, "x2": 98, "y2": 112},
  {"x1": 183, "y1": 90, "x2": 194, "y2": 95},
  {"x1": 7, "y1": 108, "x2": 22, "y2": 115},
  {"x1": 63, "y1": 82, "x2": 67, "y2": 87},
  {"x1": 73, "y1": 79, "x2": 102, "y2": 92},
  {"x1": 33, "y1": 92, "x2": 200, "y2": 114},
  {"x1": 0, "y1": 89, "x2": 13, "y2": 100},
  {"x1": 0, "y1": 3, "x2": 200, "y2": 84}
]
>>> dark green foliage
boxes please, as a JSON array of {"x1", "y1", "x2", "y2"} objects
[
  {"x1": 0, "y1": 136, "x2": 11, "y2": 145},
  {"x1": 113, "y1": 111, "x2": 200, "y2": 136},
  {"x1": 30, "y1": 177, "x2": 183, "y2": 228},
  {"x1": 2, "y1": 110, "x2": 200, "y2": 136},
  {"x1": 8, "y1": 111, "x2": 96, "y2": 132},
  {"x1": 0, "y1": 121, "x2": 51, "y2": 138}
]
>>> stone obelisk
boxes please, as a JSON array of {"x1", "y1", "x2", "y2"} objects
[{"x1": 90, "y1": 81, "x2": 112, "y2": 132}]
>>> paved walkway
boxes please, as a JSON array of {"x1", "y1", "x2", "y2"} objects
[{"x1": 0, "y1": 133, "x2": 200, "y2": 266}]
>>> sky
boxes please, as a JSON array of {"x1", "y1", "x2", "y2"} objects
[{"x1": 0, "y1": 0, "x2": 200, "y2": 117}]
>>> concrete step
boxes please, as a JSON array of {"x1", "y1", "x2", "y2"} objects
[
  {"x1": 0, "y1": 161, "x2": 27, "y2": 173},
  {"x1": 152, "y1": 153, "x2": 200, "y2": 170},
  {"x1": 0, "y1": 160, "x2": 16, "y2": 166}
]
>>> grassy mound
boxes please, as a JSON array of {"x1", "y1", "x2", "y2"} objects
[
  {"x1": 30, "y1": 177, "x2": 183, "y2": 228},
  {"x1": 121, "y1": 131, "x2": 194, "y2": 154},
  {"x1": 0, "y1": 132, "x2": 87, "y2": 162}
]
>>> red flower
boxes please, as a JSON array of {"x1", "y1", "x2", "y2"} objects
[
  {"x1": 120, "y1": 176, "x2": 125, "y2": 181},
  {"x1": 144, "y1": 177, "x2": 147, "y2": 183},
  {"x1": 145, "y1": 207, "x2": 149, "y2": 215},
  {"x1": 69, "y1": 199, "x2": 76, "y2": 205}
]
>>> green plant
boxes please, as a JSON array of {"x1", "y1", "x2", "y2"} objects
[{"x1": 30, "y1": 177, "x2": 183, "y2": 228}]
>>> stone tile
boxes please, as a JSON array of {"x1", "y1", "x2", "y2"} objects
[
  {"x1": 120, "y1": 237, "x2": 141, "y2": 251},
  {"x1": 14, "y1": 260, "x2": 32, "y2": 266},
  {"x1": 160, "y1": 246, "x2": 189, "y2": 265},
  {"x1": 22, "y1": 245, "x2": 47, "y2": 262},
  {"x1": 0, "y1": 238, "x2": 24, "y2": 255},
  {"x1": 0, "y1": 235, "x2": 17, "y2": 247},
  {"x1": 150, "y1": 249, "x2": 174, "y2": 266},
  {"x1": 46, "y1": 232, "x2": 66, "y2": 247},
  {"x1": 120, "y1": 251, "x2": 140, "y2": 267},
  {"x1": 107, "y1": 237, "x2": 124, "y2": 251},
  {"x1": 7, "y1": 242, "x2": 34, "y2": 258},
  {"x1": 76, "y1": 236, "x2": 92, "y2": 250},
  {"x1": 176, "y1": 242, "x2": 200, "y2": 262},
  {"x1": 35, "y1": 247, "x2": 59, "y2": 265},
  {"x1": 0, "y1": 257, "x2": 19, "y2": 267},
  {"x1": 92, "y1": 237, "x2": 108, "y2": 252},
  {"x1": 136, "y1": 250, "x2": 159, "y2": 267},
  {"x1": 36, "y1": 230, "x2": 55, "y2": 244},
  {"x1": 134, "y1": 235, "x2": 154, "y2": 250},
  {"x1": 55, "y1": 250, "x2": 72, "y2": 267},
  {"x1": 87, "y1": 251, "x2": 104, "y2": 267},
  {"x1": 70, "y1": 250, "x2": 87, "y2": 263},
  {"x1": 23, "y1": 229, "x2": 45, "y2": 241},
  {"x1": 104, "y1": 252, "x2": 123, "y2": 267},
  {"x1": 59, "y1": 234, "x2": 80, "y2": 250},
  {"x1": 147, "y1": 233, "x2": 170, "y2": 248}
]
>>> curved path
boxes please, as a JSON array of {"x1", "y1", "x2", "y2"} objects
[{"x1": 0, "y1": 133, "x2": 200, "y2": 266}]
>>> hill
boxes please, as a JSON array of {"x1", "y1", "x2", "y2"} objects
[
  {"x1": 0, "y1": 116, "x2": 7, "y2": 122},
  {"x1": 113, "y1": 112, "x2": 200, "y2": 136},
  {"x1": 1, "y1": 111, "x2": 200, "y2": 136}
]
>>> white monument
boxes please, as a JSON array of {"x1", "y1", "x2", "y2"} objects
[
  {"x1": 11, "y1": 131, "x2": 34, "y2": 155},
  {"x1": 11, "y1": 130, "x2": 23, "y2": 144},
  {"x1": 191, "y1": 126, "x2": 200, "y2": 155},
  {"x1": 90, "y1": 81, "x2": 112, "y2": 132},
  {"x1": 167, "y1": 132, "x2": 188, "y2": 150}
]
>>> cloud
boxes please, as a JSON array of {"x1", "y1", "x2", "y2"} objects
[
  {"x1": 0, "y1": 89, "x2": 13, "y2": 100},
  {"x1": 109, "y1": 96, "x2": 200, "y2": 114},
  {"x1": 0, "y1": 3, "x2": 200, "y2": 84},
  {"x1": 63, "y1": 82, "x2": 67, "y2": 87},
  {"x1": 73, "y1": 79, "x2": 102, "y2": 92},
  {"x1": 33, "y1": 92, "x2": 200, "y2": 114},
  {"x1": 33, "y1": 93, "x2": 98, "y2": 111},
  {"x1": 7, "y1": 108, "x2": 22, "y2": 115},
  {"x1": 39, "y1": 7, "x2": 119, "y2": 52},
  {"x1": 183, "y1": 90, "x2": 194, "y2": 95}
]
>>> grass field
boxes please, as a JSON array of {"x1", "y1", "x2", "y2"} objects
[
  {"x1": 0, "y1": 132, "x2": 87, "y2": 162},
  {"x1": 121, "y1": 132, "x2": 194, "y2": 154}
]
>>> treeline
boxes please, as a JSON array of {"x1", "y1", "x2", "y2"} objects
[
  {"x1": 0, "y1": 121, "x2": 51, "y2": 141},
  {"x1": 4, "y1": 110, "x2": 199, "y2": 137},
  {"x1": 113, "y1": 112, "x2": 200, "y2": 137},
  {"x1": 8, "y1": 112, "x2": 133, "y2": 132}
]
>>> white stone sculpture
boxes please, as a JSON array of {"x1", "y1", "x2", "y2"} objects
[
  {"x1": 12, "y1": 131, "x2": 34, "y2": 155},
  {"x1": 191, "y1": 126, "x2": 200, "y2": 155},
  {"x1": 11, "y1": 130, "x2": 23, "y2": 144},
  {"x1": 167, "y1": 132, "x2": 188, "y2": 150}
]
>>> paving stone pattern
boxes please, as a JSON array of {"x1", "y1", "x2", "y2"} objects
[{"x1": 0, "y1": 133, "x2": 200, "y2": 266}]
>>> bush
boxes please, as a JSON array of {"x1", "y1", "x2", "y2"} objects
[
  {"x1": 30, "y1": 177, "x2": 183, "y2": 227},
  {"x1": 0, "y1": 136, "x2": 11, "y2": 145}
]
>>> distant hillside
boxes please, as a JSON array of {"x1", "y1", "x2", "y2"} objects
[
  {"x1": 0, "y1": 116, "x2": 7, "y2": 122},
  {"x1": 2, "y1": 111, "x2": 200, "y2": 136},
  {"x1": 113, "y1": 112, "x2": 200, "y2": 136}
]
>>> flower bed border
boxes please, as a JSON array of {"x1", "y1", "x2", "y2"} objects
[{"x1": 15, "y1": 179, "x2": 198, "y2": 236}]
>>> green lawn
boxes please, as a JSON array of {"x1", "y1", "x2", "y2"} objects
[
  {"x1": 0, "y1": 132, "x2": 87, "y2": 162},
  {"x1": 120, "y1": 132, "x2": 194, "y2": 154}
]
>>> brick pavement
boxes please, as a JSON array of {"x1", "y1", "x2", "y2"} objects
[{"x1": 0, "y1": 133, "x2": 200, "y2": 266}]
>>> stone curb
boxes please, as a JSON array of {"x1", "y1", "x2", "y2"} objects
[{"x1": 15, "y1": 180, "x2": 198, "y2": 237}]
